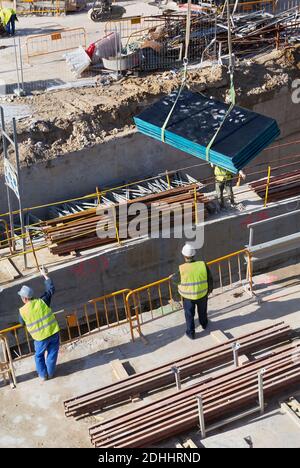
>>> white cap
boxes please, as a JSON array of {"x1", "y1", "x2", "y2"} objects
[{"x1": 182, "y1": 243, "x2": 196, "y2": 258}]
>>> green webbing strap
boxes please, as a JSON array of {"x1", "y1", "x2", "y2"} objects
[
  {"x1": 205, "y1": 74, "x2": 236, "y2": 162},
  {"x1": 161, "y1": 62, "x2": 188, "y2": 143}
]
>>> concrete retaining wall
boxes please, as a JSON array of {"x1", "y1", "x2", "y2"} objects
[
  {"x1": 0, "y1": 86, "x2": 299, "y2": 217},
  {"x1": 1, "y1": 198, "x2": 300, "y2": 329}
]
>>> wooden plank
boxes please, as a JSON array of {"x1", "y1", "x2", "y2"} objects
[
  {"x1": 210, "y1": 330, "x2": 229, "y2": 344},
  {"x1": 280, "y1": 398, "x2": 300, "y2": 429},
  {"x1": 183, "y1": 438, "x2": 198, "y2": 448},
  {"x1": 2, "y1": 258, "x2": 22, "y2": 279},
  {"x1": 111, "y1": 360, "x2": 130, "y2": 381}
]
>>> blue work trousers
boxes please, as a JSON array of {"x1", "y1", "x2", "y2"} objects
[
  {"x1": 34, "y1": 332, "x2": 60, "y2": 379},
  {"x1": 5, "y1": 15, "x2": 16, "y2": 35}
]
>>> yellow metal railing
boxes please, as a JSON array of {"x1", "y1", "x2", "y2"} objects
[
  {"x1": 0, "y1": 219, "x2": 13, "y2": 254},
  {"x1": 0, "y1": 289, "x2": 131, "y2": 361},
  {"x1": 0, "y1": 334, "x2": 17, "y2": 388},
  {"x1": 0, "y1": 249, "x2": 253, "y2": 355},
  {"x1": 25, "y1": 27, "x2": 87, "y2": 64},
  {"x1": 125, "y1": 276, "x2": 181, "y2": 341},
  {"x1": 207, "y1": 248, "x2": 253, "y2": 295}
]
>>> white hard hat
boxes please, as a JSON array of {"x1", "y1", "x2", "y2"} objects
[{"x1": 182, "y1": 243, "x2": 196, "y2": 258}]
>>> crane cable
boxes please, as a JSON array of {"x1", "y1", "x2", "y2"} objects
[{"x1": 161, "y1": 0, "x2": 192, "y2": 142}]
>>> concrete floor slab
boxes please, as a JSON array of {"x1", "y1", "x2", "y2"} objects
[{"x1": 1, "y1": 262, "x2": 300, "y2": 447}]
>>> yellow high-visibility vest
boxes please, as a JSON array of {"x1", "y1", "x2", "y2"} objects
[
  {"x1": 20, "y1": 299, "x2": 60, "y2": 341},
  {"x1": 214, "y1": 166, "x2": 234, "y2": 182},
  {"x1": 0, "y1": 8, "x2": 16, "y2": 27},
  {"x1": 178, "y1": 261, "x2": 208, "y2": 300}
]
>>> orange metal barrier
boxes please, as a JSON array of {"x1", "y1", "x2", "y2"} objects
[
  {"x1": 25, "y1": 27, "x2": 87, "y2": 64},
  {"x1": 229, "y1": 0, "x2": 275, "y2": 12},
  {"x1": 0, "y1": 219, "x2": 12, "y2": 254},
  {"x1": 0, "y1": 334, "x2": 17, "y2": 388},
  {"x1": 16, "y1": 0, "x2": 65, "y2": 16},
  {"x1": 126, "y1": 249, "x2": 253, "y2": 340},
  {"x1": 0, "y1": 289, "x2": 131, "y2": 361}
]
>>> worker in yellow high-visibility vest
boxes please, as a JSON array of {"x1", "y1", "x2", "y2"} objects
[
  {"x1": 214, "y1": 166, "x2": 246, "y2": 209},
  {"x1": 18, "y1": 267, "x2": 60, "y2": 381},
  {"x1": 173, "y1": 244, "x2": 214, "y2": 340},
  {"x1": 0, "y1": 7, "x2": 18, "y2": 36}
]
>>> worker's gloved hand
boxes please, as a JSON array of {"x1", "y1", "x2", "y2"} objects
[
  {"x1": 239, "y1": 170, "x2": 246, "y2": 181},
  {"x1": 39, "y1": 266, "x2": 49, "y2": 279}
]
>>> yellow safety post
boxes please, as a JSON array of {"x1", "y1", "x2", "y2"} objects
[
  {"x1": 264, "y1": 166, "x2": 271, "y2": 208},
  {"x1": 113, "y1": 205, "x2": 121, "y2": 245},
  {"x1": 27, "y1": 230, "x2": 40, "y2": 271},
  {"x1": 96, "y1": 187, "x2": 101, "y2": 206},
  {"x1": 165, "y1": 171, "x2": 171, "y2": 189},
  {"x1": 194, "y1": 187, "x2": 198, "y2": 225}
]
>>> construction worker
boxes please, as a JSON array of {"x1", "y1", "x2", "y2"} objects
[
  {"x1": 173, "y1": 243, "x2": 213, "y2": 339},
  {"x1": 0, "y1": 7, "x2": 18, "y2": 36},
  {"x1": 18, "y1": 267, "x2": 60, "y2": 381},
  {"x1": 214, "y1": 165, "x2": 246, "y2": 209}
]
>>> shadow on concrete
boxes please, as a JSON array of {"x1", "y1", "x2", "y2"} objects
[
  {"x1": 4, "y1": 79, "x2": 65, "y2": 94},
  {"x1": 254, "y1": 275, "x2": 300, "y2": 291},
  {"x1": 16, "y1": 370, "x2": 38, "y2": 384},
  {"x1": 16, "y1": 28, "x2": 65, "y2": 37},
  {"x1": 209, "y1": 294, "x2": 300, "y2": 333}
]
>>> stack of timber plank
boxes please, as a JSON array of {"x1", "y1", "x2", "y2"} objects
[
  {"x1": 250, "y1": 169, "x2": 300, "y2": 202},
  {"x1": 42, "y1": 184, "x2": 209, "y2": 256},
  {"x1": 89, "y1": 340, "x2": 300, "y2": 447},
  {"x1": 63, "y1": 321, "x2": 291, "y2": 418}
]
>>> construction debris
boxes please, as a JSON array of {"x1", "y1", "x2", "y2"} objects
[
  {"x1": 280, "y1": 397, "x2": 300, "y2": 429},
  {"x1": 74, "y1": 6, "x2": 300, "y2": 76}
]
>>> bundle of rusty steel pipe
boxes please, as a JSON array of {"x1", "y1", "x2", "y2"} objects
[
  {"x1": 42, "y1": 184, "x2": 210, "y2": 256},
  {"x1": 63, "y1": 321, "x2": 291, "y2": 418},
  {"x1": 89, "y1": 340, "x2": 300, "y2": 447},
  {"x1": 250, "y1": 169, "x2": 300, "y2": 202}
]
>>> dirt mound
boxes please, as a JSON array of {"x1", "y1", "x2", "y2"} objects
[{"x1": 0, "y1": 46, "x2": 299, "y2": 169}]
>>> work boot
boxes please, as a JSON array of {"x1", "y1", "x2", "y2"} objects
[{"x1": 185, "y1": 332, "x2": 195, "y2": 340}]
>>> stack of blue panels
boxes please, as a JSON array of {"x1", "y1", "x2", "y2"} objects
[{"x1": 134, "y1": 90, "x2": 280, "y2": 174}]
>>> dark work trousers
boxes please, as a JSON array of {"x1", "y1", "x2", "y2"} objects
[
  {"x1": 183, "y1": 295, "x2": 208, "y2": 337},
  {"x1": 215, "y1": 180, "x2": 234, "y2": 207}
]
